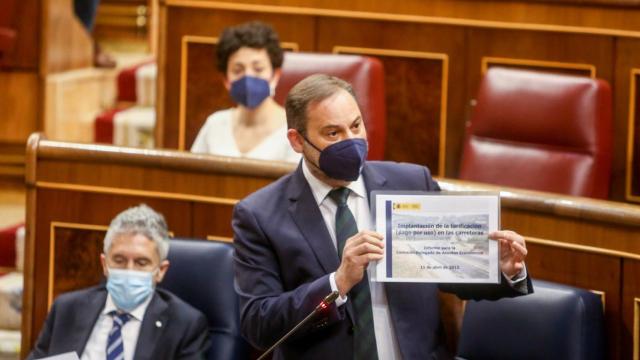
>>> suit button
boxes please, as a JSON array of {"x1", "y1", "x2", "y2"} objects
[{"x1": 348, "y1": 326, "x2": 355, "y2": 335}]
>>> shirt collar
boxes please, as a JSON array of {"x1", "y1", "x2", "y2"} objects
[
  {"x1": 103, "y1": 290, "x2": 154, "y2": 321},
  {"x1": 302, "y1": 159, "x2": 367, "y2": 206}
]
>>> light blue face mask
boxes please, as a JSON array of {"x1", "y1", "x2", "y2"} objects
[{"x1": 106, "y1": 268, "x2": 155, "y2": 312}]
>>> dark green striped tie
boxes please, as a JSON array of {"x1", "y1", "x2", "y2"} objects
[{"x1": 328, "y1": 187, "x2": 379, "y2": 360}]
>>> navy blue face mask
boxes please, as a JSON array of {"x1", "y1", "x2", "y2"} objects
[
  {"x1": 229, "y1": 76, "x2": 271, "y2": 109},
  {"x1": 305, "y1": 137, "x2": 368, "y2": 181}
]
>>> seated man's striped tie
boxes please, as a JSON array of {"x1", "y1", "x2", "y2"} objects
[
  {"x1": 328, "y1": 187, "x2": 378, "y2": 360},
  {"x1": 107, "y1": 311, "x2": 131, "y2": 360}
]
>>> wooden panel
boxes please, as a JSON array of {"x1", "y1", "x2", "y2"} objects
[
  {"x1": 526, "y1": 242, "x2": 622, "y2": 359},
  {"x1": 42, "y1": 0, "x2": 93, "y2": 73},
  {"x1": 35, "y1": 190, "x2": 195, "y2": 239},
  {"x1": 0, "y1": 143, "x2": 26, "y2": 178},
  {"x1": 51, "y1": 225, "x2": 106, "y2": 301},
  {"x1": 334, "y1": 46, "x2": 448, "y2": 176},
  {"x1": 482, "y1": 56, "x2": 595, "y2": 77},
  {"x1": 519, "y1": 0, "x2": 640, "y2": 5},
  {"x1": 627, "y1": 69, "x2": 640, "y2": 202},
  {"x1": 0, "y1": 0, "x2": 96, "y2": 183},
  {"x1": 622, "y1": 259, "x2": 640, "y2": 360},
  {"x1": 374, "y1": 53, "x2": 444, "y2": 174},
  {"x1": 94, "y1": 0, "x2": 150, "y2": 43},
  {"x1": 35, "y1": 160, "x2": 277, "y2": 200},
  {"x1": 0, "y1": 72, "x2": 39, "y2": 144},
  {"x1": 182, "y1": 38, "x2": 231, "y2": 151},
  {"x1": 192, "y1": 202, "x2": 235, "y2": 240},
  {"x1": 160, "y1": 6, "x2": 315, "y2": 148},
  {"x1": 465, "y1": 28, "x2": 614, "y2": 104},
  {"x1": 501, "y1": 209, "x2": 640, "y2": 254},
  {"x1": 43, "y1": 68, "x2": 119, "y2": 144},
  {"x1": 315, "y1": 18, "x2": 466, "y2": 176},
  {"x1": 3, "y1": 0, "x2": 39, "y2": 70},
  {"x1": 164, "y1": 0, "x2": 640, "y2": 33},
  {"x1": 617, "y1": 38, "x2": 640, "y2": 202}
]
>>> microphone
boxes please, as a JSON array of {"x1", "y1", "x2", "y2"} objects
[{"x1": 257, "y1": 291, "x2": 340, "y2": 360}]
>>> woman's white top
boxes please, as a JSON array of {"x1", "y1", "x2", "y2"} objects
[{"x1": 190, "y1": 108, "x2": 301, "y2": 163}]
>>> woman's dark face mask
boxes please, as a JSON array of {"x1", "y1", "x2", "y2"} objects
[{"x1": 229, "y1": 76, "x2": 271, "y2": 109}]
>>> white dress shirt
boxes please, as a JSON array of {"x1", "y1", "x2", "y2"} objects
[
  {"x1": 302, "y1": 160, "x2": 403, "y2": 359},
  {"x1": 80, "y1": 293, "x2": 153, "y2": 360}
]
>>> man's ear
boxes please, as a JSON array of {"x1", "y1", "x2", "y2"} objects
[
  {"x1": 223, "y1": 75, "x2": 231, "y2": 91},
  {"x1": 100, "y1": 254, "x2": 109, "y2": 278},
  {"x1": 287, "y1": 129, "x2": 304, "y2": 154},
  {"x1": 271, "y1": 68, "x2": 282, "y2": 87},
  {"x1": 155, "y1": 259, "x2": 170, "y2": 284}
]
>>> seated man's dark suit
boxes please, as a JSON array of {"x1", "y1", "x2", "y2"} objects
[
  {"x1": 28, "y1": 285, "x2": 209, "y2": 360},
  {"x1": 233, "y1": 161, "x2": 533, "y2": 359}
]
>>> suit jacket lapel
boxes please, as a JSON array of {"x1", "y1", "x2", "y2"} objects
[
  {"x1": 133, "y1": 291, "x2": 169, "y2": 360},
  {"x1": 287, "y1": 163, "x2": 390, "y2": 273},
  {"x1": 287, "y1": 164, "x2": 340, "y2": 274},
  {"x1": 286, "y1": 163, "x2": 392, "y2": 326},
  {"x1": 362, "y1": 162, "x2": 388, "y2": 196},
  {"x1": 74, "y1": 287, "x2": 108, "y2": 355}
]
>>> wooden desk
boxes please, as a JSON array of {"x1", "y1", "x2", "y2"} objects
[{"x1": 22, "y1": 133, "x2": 640, "y2": 359}]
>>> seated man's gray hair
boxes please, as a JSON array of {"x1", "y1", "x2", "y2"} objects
[{"x1": 103, "y1": 204, "x2": 170, "y2": 260}]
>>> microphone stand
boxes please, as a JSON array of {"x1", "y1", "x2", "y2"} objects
[{"x1": 257, "y1": 291, "x2": 340, "y2": 360}]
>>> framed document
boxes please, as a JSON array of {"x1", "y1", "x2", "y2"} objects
[{"x1": 371, "y1": 191, "x2": 500, "y2": 283}]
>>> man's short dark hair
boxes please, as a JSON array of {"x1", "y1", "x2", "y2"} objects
[
  {"x1": 285, "y1": 74, "x2": 357, "y2": 135},
  {"x1": 216, "y1": 21, "x2": 284, "y2": 74}
]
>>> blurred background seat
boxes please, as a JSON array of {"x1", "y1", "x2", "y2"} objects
[
  {"x1": 459, "y1": 67, "x2": 613, "y2": 199},
  {"x1": 94, "y1": 60, "x2": 156, "y2": 147},
  {"x1": 274, "y1": 52, "x2": 387, "y2": 160},
  {"x1": 456, "y1": 279, "x2": 605, "y2": 360},
  {"x1": 0, "y1": 223, "x2": 24, "y2": 360},
  {"x1": 159, "y1": 239, "x2": 249, "y2": 360}
]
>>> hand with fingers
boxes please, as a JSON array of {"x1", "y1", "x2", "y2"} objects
[
  {"x1": 489, "y1": 230, "x2": 528, "y2": 279},
  {"x1": 334, "y1": 230, "x2": 384, "y2": 296}
]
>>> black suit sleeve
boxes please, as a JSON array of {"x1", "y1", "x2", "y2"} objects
[
  {"x1": 175, "y1": 311, "x2": 210, "y2": 360},
  {"x1": 233, "y1": 200, "x2": 343, "y2": 350},
  {"x1": 439, "y1": 273, "x2": 533, "y2": 300},
  {"x1": 27, "y1": 299, "x2": 58, "y2": 359},
  {"x1": 423, "y1": 166, "x2": 441, "y2": 192}
]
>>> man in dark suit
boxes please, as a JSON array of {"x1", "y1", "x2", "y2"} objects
[
  {"x1": 29, "y1": 204, "x2": 209, "y2": 360},
  {"x1": 233, "y1": 74, "x2": 532, "y2": 359}
]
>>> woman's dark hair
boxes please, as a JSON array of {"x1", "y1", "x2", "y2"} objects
[{"x1": 216, "y1": 21, "x2": 284, "y2": 74}]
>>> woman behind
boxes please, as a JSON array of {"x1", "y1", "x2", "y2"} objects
[{"x1": 191, "y1": 21, "x2": 300, "y2": 163}]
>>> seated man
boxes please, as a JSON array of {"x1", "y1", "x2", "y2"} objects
[
  {"x1": 233, "y1": 74, "x2": 533, "y2": 359},
  {"x1": 28, "y1": 204, "x2": 209, "y2": 360}
]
